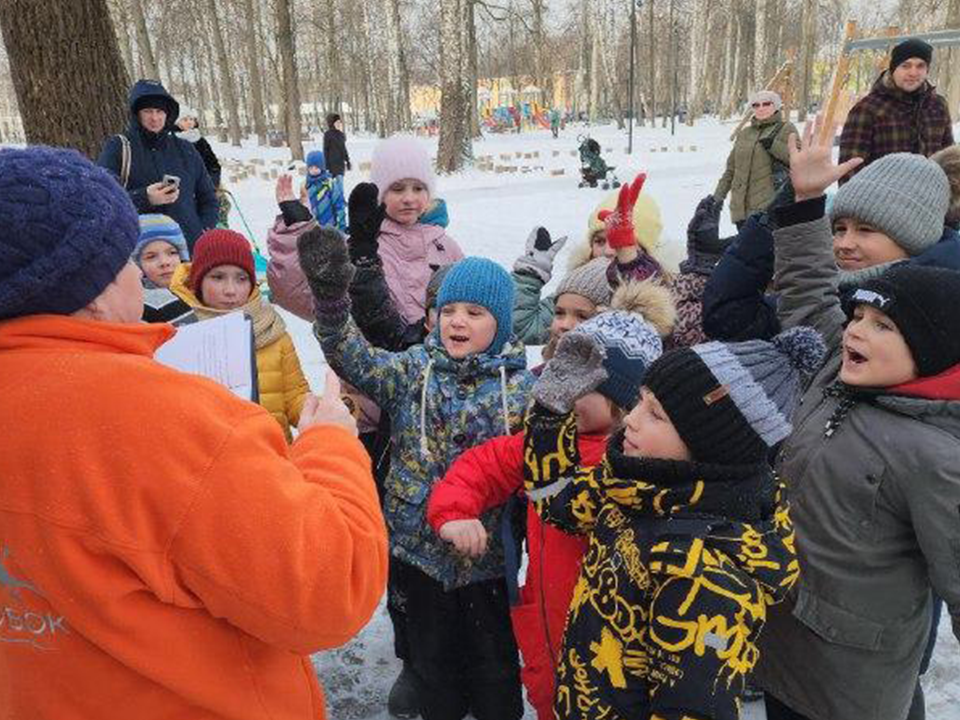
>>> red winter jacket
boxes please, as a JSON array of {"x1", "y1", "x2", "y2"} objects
[{"x1": 427, "y1": 430, "x2": 608, "y2": 720}]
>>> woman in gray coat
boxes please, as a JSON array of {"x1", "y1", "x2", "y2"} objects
[{"x1": 755, "y1": 125, "x2": 960, "y2": 720}]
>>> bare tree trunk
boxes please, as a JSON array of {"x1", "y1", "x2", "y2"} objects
[
  {"x1": 721, "y1": 3, "x2": 739, "y2": 118},
  {"x1": 361, "y1": 1, "x2": 389, "y2": 135},
  {"x1": 130, "y1": 0, "x2": 160, "y2": 80},
  {"x1": 437, "y1": 0, "x2": 471, "y2": 173},
  {"x1": 735, "y1": 0, "x2": 756, "y2": 102},
  {"x1": 275, "y1": 0, "x2": 304, "y2": 159},
  {"x1": 797, "y1": 0, "x2": 816, "y2": 122},
  {"x1": 243, "y1": 0, "x2": 267, "y2": 144},
  {"x1": 0, "y1": 0, "x2": 129, "y2": 158},
  {"x1": 109, "y1": 0, "x2": 136, "y2": 81},
  {"x1": 647, "y1": 0, "x2": 656, "y2": 126},
  {"x1": 384, "y1": 0, "x2": 411, "y2": 130},
  {"x1": 466, "y1": 0, "x2": 480, "y2": 138},
  {"x1": 687, "y1": 2, "x2": 710, "y2": 123},
  {"x1": 204, "y1": 0, "x2": 241, "y2": 145},
  {"x1": 943, "y1": 0, "x2": 960, "y2": 119}
]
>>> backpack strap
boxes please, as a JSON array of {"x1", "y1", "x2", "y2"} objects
[{"x1": 116, "y1": 134, "x2": 131, "y2": 189}]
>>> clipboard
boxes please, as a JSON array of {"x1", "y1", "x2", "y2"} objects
[{"x1": 154, "y1": 312, "x2": 260, "y2": 402}]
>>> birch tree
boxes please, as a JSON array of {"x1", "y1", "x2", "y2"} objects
[
  {"x1": 276, "y1": 0, "x2": 303, "y2": 159},
  {"x1": 244, "y1": 0, "x2": 267, "y2": 143},
  {"x1": 437, "y1": 0, "x2": 471, "y2": 172},
  {"x1": 205, "y1": 0, "x2": 241, "y2": 145}
]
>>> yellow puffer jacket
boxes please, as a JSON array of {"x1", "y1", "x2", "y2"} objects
[
  {"x1": 253, "y1": 333, "x2": 309, "y2": 441},
  {"x1": 170, "y1": 265, "x2": 309, "y2": 441}
]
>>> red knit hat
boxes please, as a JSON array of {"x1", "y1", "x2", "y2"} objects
[{"x1": 188, "y1": 229, "x2": 256, "y2": 294}]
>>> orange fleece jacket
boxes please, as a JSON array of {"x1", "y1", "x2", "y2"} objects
[{"x1": 0, "y1": 315, "x2": 387, "y2": 720}]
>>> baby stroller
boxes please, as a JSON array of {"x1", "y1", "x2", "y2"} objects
[{"x1": 577, "y1": 135, "x2": 620, "y2": 189}]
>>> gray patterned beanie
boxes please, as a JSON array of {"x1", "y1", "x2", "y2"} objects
[
  {"x1": 571, "y1": 310, "x2": 663, "y2": 410},
  {"x1": 831, "y1": 153, "x2": 949, "y2": 256},
  {"x1": 554, "y1": 257, "x2": 614, "y2": 308},
  {"x1": 643, "y1": 326, "x2": 826, "y2": 464}
]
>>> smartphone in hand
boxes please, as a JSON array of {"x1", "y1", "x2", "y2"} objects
[{"x1": 162, "y1": 174, "x2": 181, "y2": 190}]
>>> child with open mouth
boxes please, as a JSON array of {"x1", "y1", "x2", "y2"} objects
[
  {"x1": 299, "y1": 231, "x2": 536, "y2": 720},
  {"x1": 754, "y1": 120, "x2": 960, "y2": 720}
]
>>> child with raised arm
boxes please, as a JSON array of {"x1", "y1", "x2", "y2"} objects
[
  {"x1": 298, "y1": 227, "x2": 533, "y2": 720},
  {"x1": 523, "y1": 320, "x2": 823, "y2": 719}
]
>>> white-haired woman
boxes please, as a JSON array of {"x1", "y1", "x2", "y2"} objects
[{"x1": 712, "y1": 90, "x2": 798, "y2": 228}]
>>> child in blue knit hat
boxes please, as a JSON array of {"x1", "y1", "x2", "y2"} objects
[
  {"x1": 132, "y1": 214, "x2": 196, "y2": 326},
  {"x1": 304, "y1": 150, "x2": 346, "y2": 232},
  {"x1": 298, "y1": 229, "x2": 534, "y2": 720}
]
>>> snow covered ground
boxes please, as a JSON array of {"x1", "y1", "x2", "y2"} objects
[{"x1": 216, "y1": 119, "x2": 955, "y2": 719}]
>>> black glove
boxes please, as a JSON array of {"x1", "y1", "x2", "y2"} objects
[
  {"x1": 688, "y1": 195, "x2": 721, "y2": 237},
  {"x1": 513, "y1": 227, "x2": 568, "y2": 284},
  {"x1": 347, "y1": 182, "x2": 386, "y2": 265},
  {"x1": 297, "y1": 226, "x2": 356, "y2": 315}
]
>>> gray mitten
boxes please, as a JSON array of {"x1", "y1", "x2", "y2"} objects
[
  {"x1": 513, "y1": 227, "x2": 568, "y2": 284},
  {"x1": 533, "y1": 331, "x2": 608, "y2": 414},
  {"x1": 297, "y1": 226, "x2": 356, "y2": 314}
]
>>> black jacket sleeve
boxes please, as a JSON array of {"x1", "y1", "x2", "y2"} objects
[
  {"x1": 349, "y1": 258, "x2": 427, "y2": 351},
  {"x1": 194, "y1": 137, "x2": 222, "y2": 188},
  {"x1": 701, "y1": 214, "x2": 781, "y2": 342}
]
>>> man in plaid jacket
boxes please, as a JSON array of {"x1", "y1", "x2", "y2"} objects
[{"x1": 839, "y1": 38, "x2": 953, "y2": 184}]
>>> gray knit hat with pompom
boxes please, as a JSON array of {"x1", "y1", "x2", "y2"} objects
[{"x1": 643, "y1": 326, "x2": 826, "y2": 464}]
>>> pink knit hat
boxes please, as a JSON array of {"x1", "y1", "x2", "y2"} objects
[{"x1": 370, "y1": 135, "x2": 436, "y2": 202}]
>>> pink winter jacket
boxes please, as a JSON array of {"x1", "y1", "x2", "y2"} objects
[
  {"x1": 376, "y1": 218, "x2": 463, "y2": 324},
  {"x1": 266, "y1": 215, "x2": 463, "y2": 325}
]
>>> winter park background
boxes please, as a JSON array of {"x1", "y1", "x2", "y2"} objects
[{"x1": 206, "y1": 119, "x2": 959, "y2": 719}]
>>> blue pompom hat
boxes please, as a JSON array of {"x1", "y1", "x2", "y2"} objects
[
  {"x1": 0, "y1": 146, "x2": 139, "y2": 320},
  {"x1": 435, "y1": 257, "x2": 515, "y2": 355}
]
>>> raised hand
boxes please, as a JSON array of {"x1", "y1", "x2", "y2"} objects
[
  {"x1": 788, "y1": 116, "x2": 863, "y2": 201},
  {"x1": 438, "y1": 519, "x2": 488, "y2": 558},
  {"x1": 598, "y1": 172, "x2": 647, "y2": 249},
  {"x1": 347, "y1": 182, "x2": 386, "y2": 264},
  {"x1": 297, "y1": 226, "x2": 355, "y2": 305},
  {"x1": 297, "y1": 371, "x2": 358, "y2": 435},
  {"x1": 513, "y1": 227, "x2": 569, "y2": 283},
  {"x1": 533, "y1": 331, "x2": 608, "y2": 414},
  {"x1": 275, "y1": 174, "x2": 296, "y2": 204}
]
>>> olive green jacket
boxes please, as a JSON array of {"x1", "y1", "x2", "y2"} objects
[{"x1": 714, "y1": 112, "x2": 796, "y2": 223}]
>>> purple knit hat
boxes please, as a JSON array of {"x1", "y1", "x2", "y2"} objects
[{"x1": 370, "y1": 135, "x2": 436, "y2": 202}]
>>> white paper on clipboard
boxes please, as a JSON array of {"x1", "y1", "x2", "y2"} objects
[{"x1": 154, "y1": 313, "x2": 257, "y2": 401}]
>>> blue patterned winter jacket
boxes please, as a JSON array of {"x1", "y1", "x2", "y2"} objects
[{"x1": 315, "y1": 316, "x2": 534, "y2": 589}]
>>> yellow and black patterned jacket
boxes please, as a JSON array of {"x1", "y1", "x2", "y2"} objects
[{"x1": 523, "y1": 406, "x2": 798, "y2": 720}]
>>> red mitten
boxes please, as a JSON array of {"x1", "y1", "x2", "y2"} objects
[{"x1": 599, "y1": 173, "x2": 647, "y2": 249}]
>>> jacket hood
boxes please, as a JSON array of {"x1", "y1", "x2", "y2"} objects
[
  {"x1": 420, "y1": 199, "x2": 450, "y2": 228},
  {"x1": 610, "y1": 278, "x2": 677, "y2": 337},
  {"x1": 887, "y1": 363, "x2": 960, "y2": 403},
  {"x1": 128, "y1": 80, "x2": 179, "y2": 131}
]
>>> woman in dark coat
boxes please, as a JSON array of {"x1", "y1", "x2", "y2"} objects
[{"x1": 323, "y1": 114, "x2": 351, "y2": 178}]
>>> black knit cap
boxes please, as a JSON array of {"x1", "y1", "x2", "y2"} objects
[
  {"x1": 844, "y1": 264, "x2": 960, "y2": 377},
  {"x1": 643, "y1": 328, "x2": 825, "y2": 465},
  {"x1": 890, "y1": 38, "x2": 933, "y2": 73}
]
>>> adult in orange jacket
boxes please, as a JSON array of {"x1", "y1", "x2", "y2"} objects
[{"x1": 0, "y1": 146, "x2": 388, "y2": 720}]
